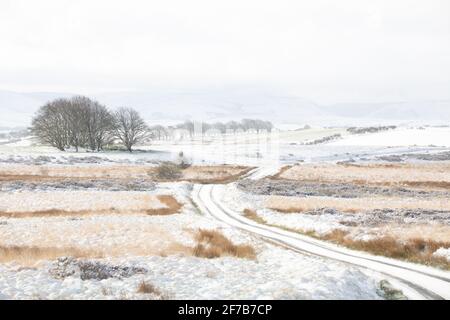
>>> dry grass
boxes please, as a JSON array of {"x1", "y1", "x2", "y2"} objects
[
  {"x1": 192, "y1": 229, "x2": 256, "y2": 259},
  {"x1": 243, "y1": 209, "x2": 266, "y2": 224},
  {"x1": 401, "y1": 181, "x2": 450, "y2": 189},
  {"x1": 266, "y1": 195, "x2": 450, "y2": 213},
  {"x1": 0, "y1": 193, "x2": 183, "y2": 218},
  {"x1": 236, "y1": 210, "x2": 450, "y2": 269},
  {"x1": 137, "y1": 281, "x2": 161, "y2": 295},
  {"x1": 268, "y1": 165, "x2": 293, "y2": 179},
  {"x1": 155, "y1": 162, "x2": 182, "y2": 180},
  {"x1": 0, "y1": 215, "x2": 194, "y2": 260},
  {"x1": 0, "y1": 209, "x2": 94, "y2": 218},
  {"x1": 183, "y1": 166, "x2": 255, "y2": 184},
  {"x1": 136, "y1": 281, "x2": 170, "y2": 299},
  {"x1": 0, "y1": 164, "x2": 253, "y2": 184},
  {"x1": 379, "y1": 223, "x2": 450, "y2": 243},
  {"x1": 321, "y1": 230, "x2": 450, "y2": 270},
  {"x1": 146, "y1": 195, "x2": 183, "y2": 215},
  {"x1": 0, "y1": 174, "x2": 61, "y2": 182},
  {"x1": 0, "y1": 165, "x2": 154, "y2": 179},
  {"x1": 278, "y1": 163, "x2": 450, "y2": 190},
  {"x1": 0, "y1": 242, "x2": 191, "y2": 265},
  {"x1": 0, "y1": 245, "x2": 102, "y2": 265}
]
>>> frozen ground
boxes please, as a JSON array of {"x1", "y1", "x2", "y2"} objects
[
  {"x1": 1, "y1": 126, "x2": 449, "y2": 300},
  {"x1": 331, "y1": 127, "x2": 450, "y2": 148},
  {"x1": 1, "y1": 126, "x2": 449, "y2": 167},
  {"x1": 0, "y1": 167, "x2": 394, "y2": 300},
  {"x1": 0, "y1": 248, "x2": 387, "y2": 300},
  {"x1": 229, "y1": 160, "x2": 450, "y2": 265},
  {"x1": 0, "y1": 180, "x2": 388, "y2": 299}
]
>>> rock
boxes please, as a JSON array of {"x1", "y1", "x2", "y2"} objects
[
  {"x1": 377, "y1": 280, "x2": 408, "y2": 300},
  {"x1": 49, "y1": 257, "x2": 147, "y2": 280}
]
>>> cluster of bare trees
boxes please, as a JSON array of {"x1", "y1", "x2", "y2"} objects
[
  {"x1": 31, "y1": 96, "x2": 148, "y2": 152},
  {"x1": 150, "y1": 119, "x2": 274, "y2": 140}
]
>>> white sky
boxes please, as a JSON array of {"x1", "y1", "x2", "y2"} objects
[{"x1": 0, "y1": 0, "x2": 449, "y2": 104}]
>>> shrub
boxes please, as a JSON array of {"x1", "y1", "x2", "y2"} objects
[
  {"x1": 243, "y1": 209, "x2": 266, "y2": 224},
  {"x1": 156, "y1": 162, "x2": 182, "y2": 180},
  {"x1": 137, "y1": 281, "x2": 161, "y2": 295},
  {"x1": 193, "y1": 229, "x2": 256, "y2": 259}
]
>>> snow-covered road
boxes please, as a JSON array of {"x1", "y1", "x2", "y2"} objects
[{"x1": 192, "y1": 168, "x2": 450, "y2": 300}]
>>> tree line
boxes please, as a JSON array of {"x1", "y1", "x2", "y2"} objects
[
  {"x1": 150, "y1": 119, "x2": 274, "y2": 140},
  {"x1": 31, "y1": 96, "x2": 274, "y2": 152}
]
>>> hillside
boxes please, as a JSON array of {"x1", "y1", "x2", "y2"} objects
[{"x1": 1, "y1": 89, "x2": 449, "y2": 128}]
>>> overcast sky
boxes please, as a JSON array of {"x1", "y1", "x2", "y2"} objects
[{"x1": 0, "y1": 0, "x2": 449, "y2": 104}]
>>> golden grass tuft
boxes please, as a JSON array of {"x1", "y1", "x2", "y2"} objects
[
  {"x1": 0, "y1": 245, "x2": 102, "y2": 265},
  {"x1": 137, "y1": 281, "x2": 162, "y2": 295},
  {"x1": 265, "y1": 195, "x2": 450, "y2": 213},
  {"x1": 184, "y1": 166, "x2": 255, "y2": 184},
  {"x1": 268, "y1": 165, "x2": 293, "y2": 180},
  {"x1": 0, "y1": 195, "x2": 183, "y2": 218},
  {"x1": 146, "y1": 195, "x2": 183, "y2": 215},
  {"x1": 243, "y1": 209, "x2": 266, "y2": 224},
  {"x1": 0, "y1": 209, "x2": 93, "y2": 218},
  {"x1": 0, "y1": 164, "x2": 254, "y2": 184},
  {"x1": 192, "y1": 229, "x2": 256, "y2": 260},
  {"x1": 401, "y1": 181, "x2": 450, "y2": 190},
  {"x1": 322, "y1": 230, "x2": 450, "y2": 270},
  {"x1": 278, "y1": 163, "x2": 450, "y2": 191}
]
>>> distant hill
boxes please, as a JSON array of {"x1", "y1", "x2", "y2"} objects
[
  {"x1": 0, "y1": 88, "x2": 449, "y2": 128},
  {"x1": 92, "y1": 89, "x2": 329, "y2": 126},
  {"x1": 322, "y1": 101, "x2": 450, "y2": 123},
  {"x1": 0, "y1": 91, "x2": 74, "y2": 127}
]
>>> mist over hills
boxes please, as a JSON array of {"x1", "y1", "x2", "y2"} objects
[{"x1": 1, "y1": 88, "x2": 449, "y2": 129}]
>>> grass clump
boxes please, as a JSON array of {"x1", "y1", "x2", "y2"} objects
[
  {"x1": 146, "y1": 195, "x2": 183, "y2": 215},
  {"x1": 243, "y1": 209, "x2": 266, "y2": 224},
  {"x1": 193, "y1": 229, "x2": 256, "y2": 260},
  {"x1": 322, "y1": 229, "x2": 450, "y2": 270},
  {"x1": 155, "y1": 162, "x2": 183, "y2": 180}
]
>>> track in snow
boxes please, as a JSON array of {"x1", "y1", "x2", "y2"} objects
[{"x1": 192, "y1": 168, "x2": 450, "y2": 300}]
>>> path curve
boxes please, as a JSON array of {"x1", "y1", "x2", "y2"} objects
[{"x1": 192, "y1": 168, "x2": 450, "y2": 300}]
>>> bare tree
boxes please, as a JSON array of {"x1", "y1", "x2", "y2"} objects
[
  {"x1": 95, "y1": 106, "x2": 116, "y2": 151},
  {"x1": 263, "y1": 120, "x2": 274, "y2": 132},
  {"x1": 61, "y1": 96, "x2": 91, "y2": 152},
  {"x1": 225, "y1": 120, "x2": 241, "y2": 133},
  {"x1": 86, "y1": 101, "x2": 115, "y2": 151},
  {"x1": 32, "y1": 96, "x2": 116, "y2": 152},
  {"x1": 113, "y1": 107, "x2": 149, "y2": 152},
  {"x1": 176, "y1": 120, "x2": 195, "y2": 138},
  {"x1": 150, "y1": 125, "x2": 169, "y2": 140},
  {"x1": 31, "y1": 99, "x2": 71, "y2": 151},
  {"x1": 212, "y1": 122, "x2": 226, "y2": 134}
]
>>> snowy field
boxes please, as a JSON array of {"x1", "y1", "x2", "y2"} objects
[
  {"x1": 0, "y1": 178, "x2": 387, "y2": 300},
  {"x1": 0, "y1": 126, "x2": 449, "y2": 300}
]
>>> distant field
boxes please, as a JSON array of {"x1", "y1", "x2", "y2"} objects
[
  {"x1": 235, "y1": 161, "x2": 450, "y2": 269},
  {"x1": 278, "y1": 162, "x2": 450, "y2": 190},
  {"x1": 0, "y1": 164, "x2": 251, "y2": 183}
]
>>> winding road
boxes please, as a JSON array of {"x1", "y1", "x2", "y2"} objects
[{"x1": 192, "y1": 167, "x2": 450, "y2": 300}]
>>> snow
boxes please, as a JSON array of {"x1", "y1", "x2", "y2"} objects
[
  {"x1": 0, "y1": 175, "x2": 391, "y2": 300},
  {"x1": 220, "y1": 184, "x2": 344, "y2": 235},
  {"x1": 1, "y1": 126, "x2": 449, "y2": 300},
  {"x1": 331, "y1": 128, "x2": 450, "y2": 147},
  {"x1": 0, "y1": 247, "x2": 386, "y2": 300},
  {"x1": 0, "y1": 127, "x2": 448, "y2": 167},
  {"x1": 434, "y1": 248, "x2": 450, "y2": 262},
  {"x1": 0, "y1": 191, "x2": 167, "y2": 212},
  {"x1": 195, "y1": 184, "x2": 450, "y2": 300}
]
